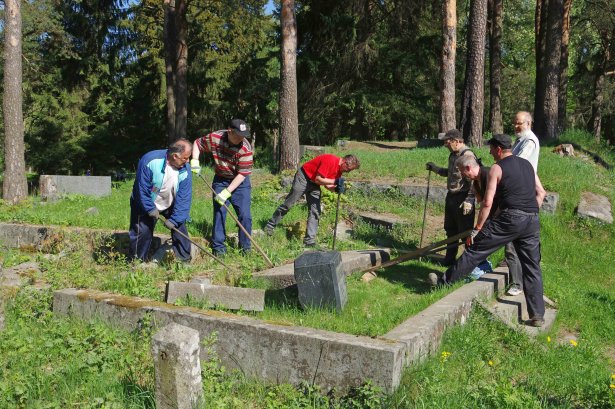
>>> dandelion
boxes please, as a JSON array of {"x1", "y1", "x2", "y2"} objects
[
  {"x1": 440, "y1": 351, "x2": 451, "y2": 363},
  {"x1": 612, "y1": 374, "x2": 615, "y2": 379},
  {"x1": 610, "y1": 384, "x2": 615, "y2": 389},
  {"x1": 547, "y1": 336, "x2": 551, "y2": 343},
  {"x1": 569, "y1": 339, "x2": 578, "y2": 347},
  {"x1": 488, "y1": 360, "x2": 493, "y2": 366}
]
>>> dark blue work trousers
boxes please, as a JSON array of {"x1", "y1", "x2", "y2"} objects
[
  {"x1": 129, "y1": 199, "x2": 192, "y2": 262},
  {"x1": 444, "y1": 209, "x2": 545, "y2": 320},
  {"x1": 212, "y1": 175, "x2": 252, "y2": 254}
]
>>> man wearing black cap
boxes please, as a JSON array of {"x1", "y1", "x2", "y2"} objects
[
  {"x1": 430, "y1": 134, "x2": 547, "y2": 327},
  {"x1": 426, "y1": 129, "x2": 477, "y2": 265},
  {"x1": 191, "y1": 119, "x2": 253, "y2": 256}
]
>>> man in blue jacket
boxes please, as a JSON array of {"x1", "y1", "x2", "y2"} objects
[{"x1": 129, "y1": 138, "x2": 193, "y2": 262}]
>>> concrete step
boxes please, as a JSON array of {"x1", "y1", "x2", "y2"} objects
[{"x1": 483, "y1": 292, "x2": 557, "y2": 336}]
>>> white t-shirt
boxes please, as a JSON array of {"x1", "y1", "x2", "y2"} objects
[{"x1": 154, "y1": 164, "x2": 179, "y2": 211}]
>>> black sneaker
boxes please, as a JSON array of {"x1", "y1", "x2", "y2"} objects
[{"x1": 526, "y1": 318, "x2": 545, "y2": 327}]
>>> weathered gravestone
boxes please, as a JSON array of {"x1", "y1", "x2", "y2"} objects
[
  {"x1": 151, "y1": 323, "x2": 203, "y2": 409},
  {"x1": 40, "y1": 175, "x2": 111, "y2": 200},
  {"x1": 577, "y1": 191, "x2": 613, "y2": 224},
  {"x1": 294, "y1": 251, "x2": 347, "y2": 312}
]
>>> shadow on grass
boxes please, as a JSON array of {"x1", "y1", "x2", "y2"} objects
[
  {"x1": 377, "y1": 263, "x2": 443, "y2": 294},
  {"x1": 265, "y1": 284, "x2": 301, "y2": 309}
]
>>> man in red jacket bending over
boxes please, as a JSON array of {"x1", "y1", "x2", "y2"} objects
[{"x1": 265, "y1": 154, "x2": 360, "y2": 247}]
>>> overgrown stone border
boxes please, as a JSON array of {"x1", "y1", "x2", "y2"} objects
[{"x1": 1, "y1": 221, "x2": 507, "y2": 393}]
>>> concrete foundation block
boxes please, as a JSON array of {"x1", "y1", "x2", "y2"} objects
[
  {"x1": 52, "y1": 288, "x2": 405, "y2": 393},
  {"x1": 294, "y1": 251, "x2": 347, "y2": 312},
  {"x1": 40, "y1": 175, "x2": 111, "y2": 200},
  {"x1": 152, "y1": 323, "x2": 203, "y2": 409},
  {"x1": 166, "y1": 281, "x2": 265, "y2": 311}
]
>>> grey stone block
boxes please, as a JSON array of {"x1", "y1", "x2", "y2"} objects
[
  {"x1": 294, "y1": 251, "x2": 347, "y2": 312},
  {"x1": 40, "y1": 175, "x2": 111, "y2": 200},
  {"x1": 541, "y1": 192, "x2": 559, "y2": 214},
  {"x1": 577, "y1": 191, "x2": 613, "y2": 224},
  {"x1": 53, "y1": 288, "x2": 405, "y2": 393},
  {"x1": 397, "y1": 184, "x2": 448, "y2": 203},
  {"x1": 252, "y1": 249, "x2": 391, "y2": 289},
  {"x1": 299, "y1": 145, "x2": 325, "y2": 158},
  {"x1": 166, "y1": 281, "x2": 265, "y2": 311},
  {"x1": 350, "y1": 211, "x2": 406, "y2": 230},
  {"x1": 152, "y1": 323, "x2": 203, "y2": 409}
]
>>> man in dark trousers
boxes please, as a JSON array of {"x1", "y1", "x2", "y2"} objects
[
  {"x1": 191, "y1": 119, "x2": 253, "y2": 256},
  {"x1": 430, "y1": 134, "x2": 547, "y2": 327},
  {"x1": 426, "y1": 129, "x2": 477, "y2": 265},
  {"x1": 129, "y1": 138, "x2": 193, "y2": 262},
  {"x1": 265, "y1": 154, "x2": 360, "y2": 247}
]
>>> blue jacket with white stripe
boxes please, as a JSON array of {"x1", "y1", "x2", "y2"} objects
[{"x1": 131, "y1": 149, "x2": 192, "y2": 226}]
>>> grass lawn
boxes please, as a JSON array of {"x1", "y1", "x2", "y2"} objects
[{"x1": 1, "y1": 129, "x2": 614, "y2": 407}]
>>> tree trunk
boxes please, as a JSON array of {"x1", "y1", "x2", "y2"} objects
[
  {"x1": 542, "y1": 0, "x2": 563, "y2": 140},
  {"x1": 534, "y1": 0, "x2": 548, "y2": 133},
  {"x1": 279, "y1": 0, "x2": 300, "y2": 171},
  {"x1": 589, "y1": 45, "x2": 610, "y2": 142},
  {"x1": 535, "y1": 0, "x2": 562, "y2": 140},
  {"x1": 488, "y1": 0, "x2": 503, "y2": 134},
  {"x1": 558, "y1": 0, "x2": 572, "y2": 133},
  {"x1": 3, "y1": 0, "x2": 28, "y2": 204},
  {"x1": 174, "y1": 0, "x2": 188, "y2": 141},
  {"x1": 440, "y1": 0, "x2": 457, "y2": 132},
  {"x1": 460, "y1": 0, "x2": 488, "y2": 147},
  {"x1": 164, "y1": 0, "x2": 177, "y2": 143}
]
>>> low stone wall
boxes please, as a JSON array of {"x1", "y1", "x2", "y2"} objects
[
  {"x1": 40, "y1": 175, "x2": 111, "y2": 200},
  {"x1": 53, "y1": 289, "x2": 405, "y2": 393}
]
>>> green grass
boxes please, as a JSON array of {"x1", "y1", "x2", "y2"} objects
[{"x1": 1, "y1": 129, "x2": 615, "y2": 407}]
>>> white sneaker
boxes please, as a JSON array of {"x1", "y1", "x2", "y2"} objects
[
  {"x1": 428, "y1": 273, "x2": 440, "y2": 287},
  {"x1": 506, "y1": 286, "x2": 523, "y2": 296}
]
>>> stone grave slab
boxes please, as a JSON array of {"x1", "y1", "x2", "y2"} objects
[
  {"x1": 165, "y1": 281, "x2": 265, "y2": 311},
  {"x1": 40, "y1": 175, "x2": 111, "y2": 200},
  {"x1": 577, "y1": 191, "x2": 613, "y2": 224},
  {"x1": 294, "y1": 251, "x2": 347, "y2": 312}
]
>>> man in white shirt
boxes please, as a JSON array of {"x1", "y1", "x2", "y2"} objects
[{"x1": 506, "y1": 111, "x2": 540, "y2": 296}]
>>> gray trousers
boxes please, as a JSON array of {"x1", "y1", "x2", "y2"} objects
[
  {"x1": 266, "y1": 168, "x2": 321, "y2": 245},
  {"x1": 444, "y1": 209, "x2": 545, "y2": 320},
  {"x1": 505, "y1": 242, "x2": 523, "y2": 289},
  {"x1": 444, "y1": 191, "x2": 475, "y2": 265}
]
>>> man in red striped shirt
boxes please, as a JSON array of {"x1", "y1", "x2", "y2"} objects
[
  {"x1": 265, "y1": 153, "x2": 360, "y2": 247},
  {"x1": 191, "y1": 119, "x2": 254, "y2": 256}
]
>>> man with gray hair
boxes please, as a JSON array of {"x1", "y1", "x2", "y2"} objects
[
  {"x1": 129, "y1": 138, "x2": 193, "y2": 262},
  {"x1": 505, "y1": 111, "x2": 540, "y2": 296}
]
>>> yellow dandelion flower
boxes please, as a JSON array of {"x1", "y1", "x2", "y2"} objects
[
  {"x1": 488, "y1": 360, "x2": 493, "y2": 366},
  {"x1": 612, "y1": 374, "x2": 615, "y2": 379},
  {"x1": 440, "y1": 351, "x2": 451, "y2": 362},
  {"x1": 569, "y1": 339, "x2": 578, "y2": 347},
  {"x1": 547, "y1": 336, "x2": 551, "y2": 343},
  {"x1": 610, "y1": 384, "x2": 615, "y2": 389}
]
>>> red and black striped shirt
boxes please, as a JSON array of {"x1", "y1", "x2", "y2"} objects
[{"x1": 195, "y1": 130, "x2": 253, "y2": 179}]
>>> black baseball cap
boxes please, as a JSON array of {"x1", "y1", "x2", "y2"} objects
[
  {"x1": 487, "y1": 134, "x2": 513, "y2": 149},
  {"x1": 438, "y1": 129, "x2": 462, "y2": 141},
  {"x1": 229, "y1": 118, "x2": 250, "y2": 138}
]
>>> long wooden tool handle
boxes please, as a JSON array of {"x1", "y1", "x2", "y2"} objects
[
  {"x1": 358, "y1": 229, "x2": 472, "y2": 274},
  {"x1": 419, "y1": 170, "x2": 431, "y2": 248},
  {"x1": 198, "y1": 174, "x2": 274, "y2": 268},
  {"x1": 158, "y1": 215, "x2": 237, "y2": 273}
]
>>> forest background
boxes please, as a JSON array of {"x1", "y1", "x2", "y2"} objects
[{"x1": 0, "y1": 0, "x2": 613, "y2": 178}]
